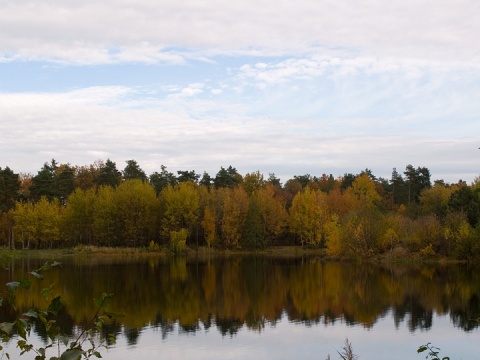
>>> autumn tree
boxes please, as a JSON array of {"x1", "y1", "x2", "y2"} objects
[
  {"x1": 419, "y1": 183, "x2": 455, "y2": 219},
  {"x1": 12, "y1": 201, "x2": 36, "y2": 248},
  {"x1": 74, "y1": 161, "x2": 102, "y2": 190},
  {"x1": 202, "y1": 205, "x2": 217, "y2": 247},
  {"x1": 33, "y1": 197, "x2": 63, "y2": 248},
  {"x1": 13, "y1": 197, "x2": 62, "y2": 248},
  {"x1": 243, "y1": 194, "x2": 264, "y2": 248},
  {"x1": 289, "y1": 187, "x2": 325, "y2": 247},
  {"x1": 342, "y1": 208, "x2": 384, "y2": 256},
  {"x1": 324, "y1": 213, "x2": 342, "y2": 256},
  {"x1": 316, "y1": 173, "x2": 338, "y2": 193},
  {"x1": 283, "y1": 179, "x2": 302, "y2": 208},
  {"x1": 93, "y1": 185, "x2": 119, "y2": 246},
  {"x1": 18, "y1": 172, "x2": 33, "y2": 201},
  {"x1": 63, "y1": 188, "x2": 96, "y2": 245},
  {"x1": 243, "y1": 171, "x2": 265, "y2": 195},
  {"x1": 221, "y1": 186, "x2": 248, "y2": 248},
  {"x1": 257, "y1": 184, "x2": 287, "y2": 245},
  {"x1": 114, "y1": 179, "x2": 159, "y2": 247},
  {"x1": 160, "y1": 182, "x2": 200, "y2": 244},
  {"x1": 348, "y1": 173, "x2": 381, "y2": 209}
]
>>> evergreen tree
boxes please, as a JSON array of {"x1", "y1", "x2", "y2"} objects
[
  {"x1": 55, "y1": 164, "x2": 76, "y2": 205},
  {"x1": 149, "y1": 165, "x2": 177, "y2": 194},
  {"x1": 177, "y1": 170, "x2": 200, "y2": 184},
  {"x1": 123, "y1": 159, "x2": 147, "y2": 181},
  {"x1": 448, "y1": 186, "x2": 480, "y2": 227},
  {"x1": 30, "y1": 160, "x2": 58, "y2": 201},
  {"x1": 214, "y1": 166, "x2": 241, "y2": 188},
  {"x1": 96, "y1": 159, "x2": 122, "y2": 187},
  {"x1": 199, "y1": 171, "x2": 213, "y2": 188},
  {"x1": 0, "y1": 166, "x2": 20, "y2": 213}
]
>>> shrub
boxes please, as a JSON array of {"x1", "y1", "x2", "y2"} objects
[{"x1": 169, "y1": 228, "x2": 188, "y2": 253}]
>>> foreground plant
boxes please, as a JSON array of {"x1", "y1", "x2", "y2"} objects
[
  {"x1": 0, "y1": 259, "x2": 117, "y2": 359},
  {"x1": 326, "y1": 338, "x2": 358, "y2": 360},
  {"x1": 417, "y1": 342, "x2": 450, "y2": 360}
]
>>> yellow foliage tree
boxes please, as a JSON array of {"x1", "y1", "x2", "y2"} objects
[
  {"x1": 349, "y1": 173, "x2": 381, "y2": 209},
  {"x1": 161, "y1": 182, "x2": 200, "y2": 243},
  {"x1": 257, "y1": 184, "x2": 287, "y2": 245},
  {"x1": 289, "y1": 187, "x2": 325, "y2": 247},
  {"x1": 202, "y1": 205, "x2": 216, "y2": 247},
  {"x1": 221, "y1": 186, "x2": 248, "y2": 248},
  {"x1": 324, "y1": 214, "x2": 342, "y2": 256}
]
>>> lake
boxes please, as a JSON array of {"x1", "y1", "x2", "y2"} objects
[{"x1": 1, "y1": 255, "x2": 479, "y2": 359}]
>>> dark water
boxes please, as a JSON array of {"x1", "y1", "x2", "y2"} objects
[{"x1": 1, "y1": 256, "x2": 479, "y2": 359}]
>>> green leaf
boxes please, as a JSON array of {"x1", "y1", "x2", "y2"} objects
[
  {"x1": 24, "y1": 309, "x2": 39, "y2": 318},
  {"x1": 47, "y1": 324, "x2": 60, "y2": 341},
  {"x1": 60, "y1": 348, "x2": 83, "y2": 360},
  {"x1": 15, "y1": 319, "x2": 27, "y2": 340},
  {"x1": 50, "y1": 260, "x2": 62, "y2": 268},
  {"x1": 58, "y1": 334, "x2": 70, "y2": 347},
  {"x1": 30, "y1": 271, "x2": 44, "y2": 280},
  {"x1": 0, "y1": 322, "x2": 14, "y2": 335},
  {"x1": 48, "y1": 296, "x2": 63, "y2": 315},
  {"x1": 41, "y1": 286, "x2": 53, "y2": 300},
  {"x1": 417, "y1": 345, "x2": 427, "y2": 353},
  {"x1": 19, "y1": 279, "x2": 32, "y2": 289},
  {"x1": 6, "y1": 282, "x2": 20, "y2": 292},
  {"x1": 93, "y1": 351, "x2": 102, "y2": 358}
]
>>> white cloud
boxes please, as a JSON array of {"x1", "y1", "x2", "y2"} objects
[
  {"x1": 0, "y1": 0, "x2": 479, "y2": 64},
  {"x1": 0, "y1": 87, "x2": 478, "y2": 183}
]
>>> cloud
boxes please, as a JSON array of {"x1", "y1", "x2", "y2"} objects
[
  {"x1": 0, "y1": 86, "x2": 478, "y2": 183},
  {"x1": 1, "y1": 0, "x2": 479, "y2": 64}
]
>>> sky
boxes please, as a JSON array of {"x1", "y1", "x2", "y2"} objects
[{"x1": 1, "y1": 0, "x2": 479, "y2": 183}]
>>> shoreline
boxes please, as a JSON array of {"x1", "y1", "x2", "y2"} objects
[{"x1": 0, "y1": 245, "x2": 468, "y2": 264}]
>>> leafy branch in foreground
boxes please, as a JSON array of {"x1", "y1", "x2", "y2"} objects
[
  {"x1": 0, "y1": 259, "x2": 117, "y2": 360},
  {"x1": 417, "y1": 342, "x2": 450, "y2": 360}
]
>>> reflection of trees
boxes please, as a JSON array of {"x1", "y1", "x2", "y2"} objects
[
  {"x1": 215, "y1": 317, "x2": 243, "y2": 337},
  {"x1": 2, "y1": 257, "x2": 480, "y2": 341},
  {"x1": 450, "y1": 294, "x2": 480, "y2": 331},
  {"x1": 393, "y1": 296, "x2": 433, "y2": 331}
]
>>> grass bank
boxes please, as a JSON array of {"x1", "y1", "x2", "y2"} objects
[{"x1": 0, "y1": 245, "x2": 466, "y2": 264}]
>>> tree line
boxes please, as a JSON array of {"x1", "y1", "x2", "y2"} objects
[{"x1": 1, "y1": 159, "x2": 480, "y2": 259}]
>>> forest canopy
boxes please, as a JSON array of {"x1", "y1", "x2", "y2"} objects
[{"x1": 1, "y1": 159, "x2": 480, "y2": 260}]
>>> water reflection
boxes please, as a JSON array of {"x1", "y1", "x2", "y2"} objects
[{"x1": 1, "y1": 256, "x2": 480, "y2": 346}]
